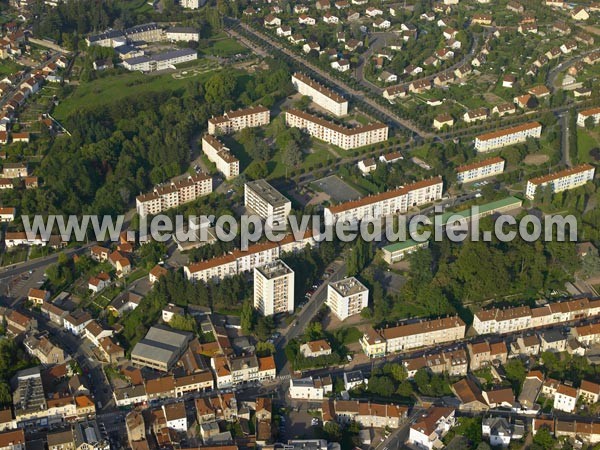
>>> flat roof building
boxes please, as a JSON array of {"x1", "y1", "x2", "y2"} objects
[
  {"x1": 381, "y1": 240, "x2": 429, "y2": 264},
  {"x1": 327, "y1": 277, "x2": 369, "y2": 321},
  {"x1": 245, "y1": 179, "x2": 291, "y2": 226},
  {"x1": 131, "y1": 326, "x2": 192, "y2": 372},
  {"x1": 254, "y1": 260, "x2": 295, "y2": 316}
]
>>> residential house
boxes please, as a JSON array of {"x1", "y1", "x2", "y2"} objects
[
  {"x1": 300, "y1": 340, "x2": 332, "y2": 358},
  {"x1": 27, "y1": 288, "x2": 49, "y2": 305},
  {"x1": 407, "y1": 407, "x2": 456, "y2": 450},
  {"x1": 452, "y1": 378, "x2": 488, "y2": 412},
  {"x1": 553, "y1": 384, "x2": 578, "y2": 413}
]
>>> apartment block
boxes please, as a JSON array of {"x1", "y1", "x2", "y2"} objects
[
  {"x1": 326, "y1": 277, "x2": 369, "y2": 321},
  {"x1": 208, "y1": 105, "x2": 270, "y2": 135},
  {"x1": 201, "y1": 135, "x2": 239, "y2": 179},
  {"x1": 456, "y1": 157, "x2": 505, "y2": 183},
  {"x1": 135, "y1": 174, "x2": 212, "y2": 217},
  {"x1": 525, "y1": 164, "x2": 595, "y2": 200},
  {"x1": 474, "y1": 122, "x2": 542, "y2": 152},
  {"x1": 254, "y1": 259, "x2": 295, "y2": 316},
  {"x1": 324, "y1": 177, "x2": 443, "y2": 225},
  {"x1": 244, "y1": 179, "x2": 291, "y2": 225},
  {"x1": 474, "y1": 298, "x2": 600, "y2": 335},
  {"x1": 473, "y1": 306, "x2": 532, "y2": 335},
  {"x1": 577, "y1": 107, "x2": 600, "y2": 127},
  {"x1": 360, "y1": 316, "x2": 466, "y2": 356},
  {"x1": 291, "y1": 73, "x2": 348, "y2": 117},
  {"x1": 185, "y1": 233, "x2": 317, "y2": 283},
  {"x1": 285, "y1": 109, "x2": 388, "y2": 150}
]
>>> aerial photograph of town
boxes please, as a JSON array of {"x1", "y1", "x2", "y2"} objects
[{"x1": 0, "y1": 0, "x2": 600, "y2": 449}]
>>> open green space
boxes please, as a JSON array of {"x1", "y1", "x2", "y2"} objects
[
  {"x1": 120, "y1": 0, "x2": 154, "y2": 13},
  {"x1": 53, "y1": 60, "x2": 222, "y2": 120},
  {"x1": 199, "y1": 38, "x2": 249, "y2": 57},
  {"x1": 0, "y1": 60, "x2": 23, "y2": 77},
  {"x1": 577, "y1": 128, "x2": 600, "y2": 163}
]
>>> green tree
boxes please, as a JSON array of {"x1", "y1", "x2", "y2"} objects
[
  {"x1": 323, "y1": 422, "x2": 342, "y2": 441},
  {"x1": 532, "y1": 426, "x2": 555, "y2": 450},
  {"x1": 168, "y1": 314, "x2": 196, "y2": 332},
  {"x1": 241, "y1": 300, "x2": 255, "y2": 334}
]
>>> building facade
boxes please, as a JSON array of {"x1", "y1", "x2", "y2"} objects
[
  {"x1": 525, "y1": 164, "x2": 595, "y2": 199},
  {"x1": 324, "y1": 177, "x2": 443, "y2": 225},
  {"x1": 474, "y1": 122, "x2": 542, "y2": 152},
  {"x1": 254, "y1": 260, "x2": 295, "y2": 316},
  {"x1": 201, "y1": 135, "x2": 239, "y2": 179},
  {"x1": 326, "y1": 277, "x2": 369, "y2": 321},
  {"x1": 208, "y1": 106, "x2": 270, "y2": 135},
  {"x1": 285, "y1": 109, "x2": 388, "y2": 150},
  {"x1": 456, "y1": 157, "x2": 506, "y2": 183},
  {"x1": 291, "y1": 73, "x2": 348, "y2": 117},
  {"x1": 244, "y1": 180, "x2": 291, "y2": 225},
  {"x1": 136, "y1": 174, "x2": 212, "y2": 217}
]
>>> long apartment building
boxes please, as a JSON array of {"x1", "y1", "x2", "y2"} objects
[
  {"x1": 122, "y1": 48, "x2": 197, "y2": 72},
  {"x1": 525, "y1": 164, "x2": 595, "y2": 199},
  {"x1": 473, "y1": 297, "x2": 600, "y2": 335},
  {"x1": 244, "y1": 179, "x2": 291, "y2": 225},
  {"x1": 456, "y1": 157, "x2": 505, "y2": 183},
  {"x1": 474, "y1": 122, "x2": 542, "y2": 152},
  {"x1": 577, "y1": 107, "x2": 600, "y2": 127},
  {"x1": 184, "y1": 231, "x2": 316, "y2": 283},
  {"x1": 254, "y1": 259, "x2": 295, "y2": 316},
  {"x1": 360, "y1": 316, "x2": 466, "y2": 357},
  {"x1": 208, "y1": 105, "x2": 270, "y2": 135},
  {"x1": 201, "y1": 134, "x2": 239, "y2": 179},
  {"x1": 135, "y1": 174, "x2": 212, "y2": 217},
  {"x1": 291, "y1": 73, "x2": 348, "y2": 117},
  {"x1": 326, "y1": 277, "x2": 369, "y2": 321},
  {"x1": 285, "y1": 109, "x2": 388, "y2": 150},
  {"x1": 324, "y1": 177, "x2": 443, "y2": 225}
]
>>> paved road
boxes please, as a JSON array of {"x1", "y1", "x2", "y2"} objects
[
  {"x1": 558, "y1": 111, "x2": 572, "y2": 167},
  {"x1": 0, "y1": 244, "x2": 96, "y2": 297},
  {"x1": 274, "y1": 259, "x2": 348, "y2": 378},
  {"x1": 547, "y1": 48, "x2": 599, "y2": 93},
  {"x1": 229, "y1": 19, "x2": 432, "y2": 139},
  {"x1": 376, "y1": 407, "x2": 425, "y2": 450}
]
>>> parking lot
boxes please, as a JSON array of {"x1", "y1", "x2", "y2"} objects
[{"x1": 311, "y1": 175, "x2": 362, "y2": 203}]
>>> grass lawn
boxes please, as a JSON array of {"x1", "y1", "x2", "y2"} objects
[
  {"x1": 199, "y1": 38, "x2": 249, "y2": 57},
  {"x1": 53, "y1": 61, "x2": 223, "y2": 120},
  {"x1": 29, "y1": 246, "x2": 53, "y2": 260},
  {"x1": 0, "y1": 60, "x2": 23, "y2": 77},
  {"x1": 1, "y1": 247, "x2": 28, "y2": 266},
  {"x1": 120, "y1": 0, "x2": 154, "y2": 13},
  {"x1": 267, "y1": 144, "x2": 334, "y2": 179},
  {"x1": 577, "y1": 128, "x2": 600, "y2": 163},
  {"x1": 125, "y1": 268, "x2": 149, "y2": 283},
  {"x1": 334, "y1": 326, "x2": 362, "y2": 345}
]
